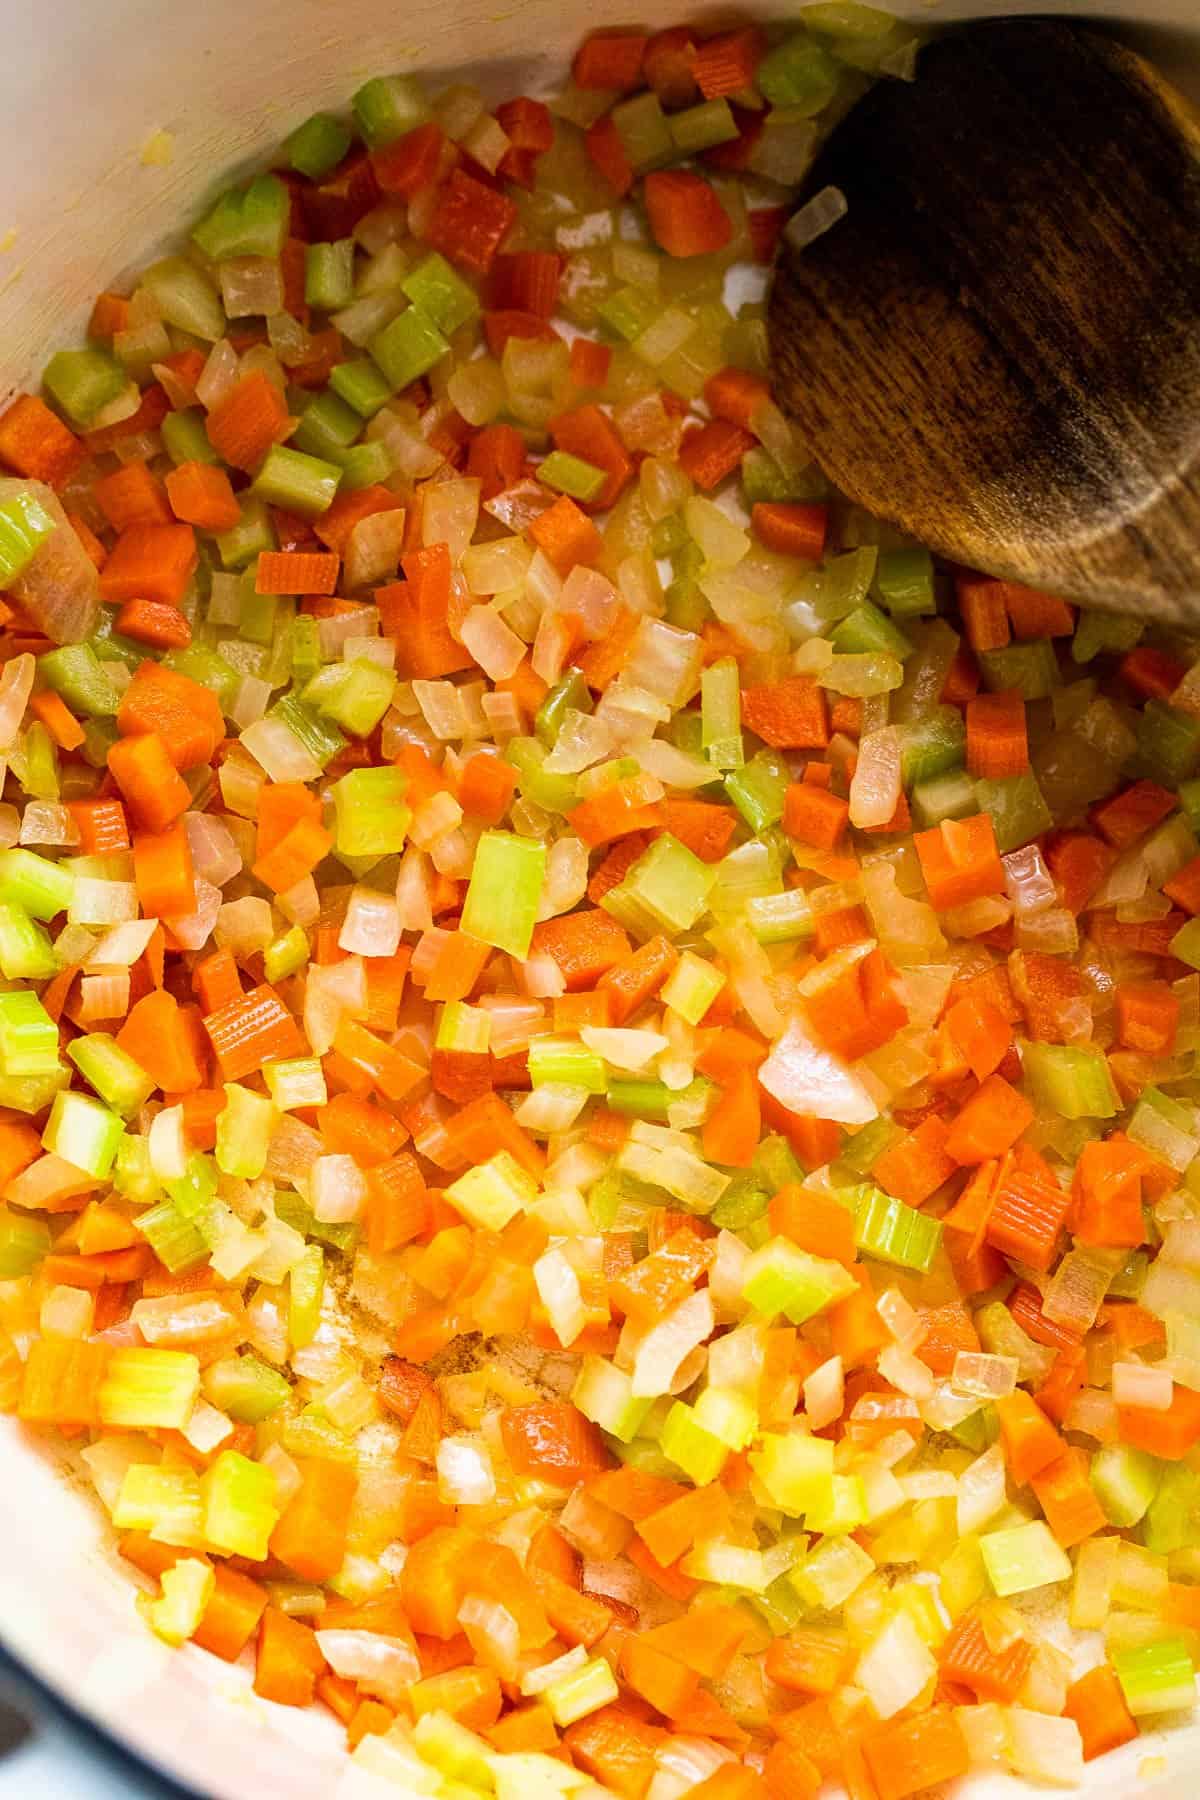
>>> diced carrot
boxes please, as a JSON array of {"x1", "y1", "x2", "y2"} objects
[
  {"x1": 741, "y1": 676, "x2": 829, "y2": 750},
  {"x1": 1120, "y1": 645, "x2": 1186, "y2": 700},
  {"x1": 564, "y1": 1705, "x2": 665, "y2": 1798},
  {"x1": 378, "y1": 543, "x2": 474, "y2": 679},
  {"x1": 1030, "y1": 1446, "x2": 1107, "y2": 1547},
  {"x1": 763, "y1": 1740, "x2": 822, "y2": 1800},
  {"x1": 573, "y1": 30, "x2": 648, "y2": 89},
  {"x1": 271, "y1": 1459, "x2": 358, "y2": 1582},
  {"x1": 254, "y1": 550, "x2": 340, "y2": 595},
  {"x1": 254, "y1": 1608, "x2": 326, "y2": 1708},
  {"x1": 0, "y1": 393, "x2": 84, "y2": 487},
  {"x1": 17, "y1": 1337, "x2": 109, "y2": 1425},
  {"x1": 1064, "y1": 1664, "x2": 1138, "y2": 1762},
  {"x1": 620, "y1": 1635, "x2": 700, "y2": 1718},
  {"x1": 114, "y1": 598, "x2": 193, "y2": 650},
  {"x1": 99, "y1": 522, "x2": 198, "y2": 607},
  {"x1": 1115, "y1": 980, "x2": 1179, "y2": 1055},
  {"x1": 939, "y1": 1609, "x2": 1032, "y2": 1701},
  {"x1": 661, "y1": 798, "x2": 740, "y2": 861},
  {"x1": 1091, "y1": 779, "x2": 1177, "y2": 849},
  {"x1": 597, "y1": 934, "x2": 678, "y2": 1025},
  {"x1": 751, "y1": 502, "x2": 827, "y2": 560},
  {"x1": 107, "y1": 731, "x2": 193, "y2": 834},
  {"x1": 702, "y1": 1067, "x2": 761, "y2": 1168},
  {"x1": 549, "y1": 405, "x2": 633, "y2": 511},
  {"x1": 945, "y1": 994, "x2": 1013, "y2": 1082},
  {"x1": 803, "y1": 947, "x2": 907, "y2": 1063},
  {"x1": 500, "y1": 1402, "x2": 611, "y2": 1486},
  {"x1": 995, "y1": 1390, "x2": 1066, "y2": 1485},
  {"x1": 428, "y1": 170, "x2": 518, "y2": 277},
  {"x1": 643, "y1": 25, "x2": 700, "y2": 104},
  {"x1": 569, "y1": 773, "x2": 665, "y2": 847},
  {"x1": 966, "y1": 689, "x2": 1028, "y2": 778},
  {"x1": 941, "y1": 640, "x2": 981, "y2": 706},
  {"x1": 957, "y1": 576, "x2": 1010, "y2": 652},
  {"x1": 644, "y1": 170, "x2": 733, "y2": 258},
  {"x1": 765, "y1": 1629, "x2": 852, "y2": 1697},
  {"x1": 872, "y1": 1114, "x2": 958, "y2": 1207},
  {"x1": 194, "y1": 1565, "x2": 269, "y2": 1662},
  {"x1": 372, "y1": 121, "x2": 447, "y2": 198},
  {"x1": 530, "y1": 909, "x2": 631, "y2": 990},
  {"x1": 1000, "y1": 582, "x2": 1074, "y2": 639},
  {"x1": 679, "y1": 418, "x2": 756, "y2": 490},
  {"x1": 116, "y1": 988, "x2": 208, "y2": 1093},
  {"x1": 203, "y1": 983, "x2": 306, "y2": 1081},
  {"x1": 29, "y1": 688, "x2": 85, "y2": 752},
  {"x1": 1118, "y1": 1383, "x2": 1200, "y2": 1460},
  {"x1": 694, "y1": 27, "x2": 765, "y2": 98},
  {"x1": 1071, "y1": 1137, "x2": 1149, "y2": 1248},
  {"x1": 132, "y1": 823, "x2": 197, "y2": 919},
  {"x1": 984, "y1": 1149, "x2": 1070, "y2": 1268},
  {"x1": 252, "y1": 815, "x2": 332, "y2": 892},
  {"x1": 569, "y1": 336, "x2": 613, "y2": 390},
  {"x1": 205, "y1": 370, "x2": 292, "y2": 471},
  {"x1": 585, "y1": 112, "x2": 635, "y2": 197},
  {"x1": 117, "y1": 662, "x2": 225, "y2": 770},
  {"x1": 94, "y1": 460, "x2": 172, "y2": 531},
  {"x1": 862, "y1": 1708, "x2": 970, "y2": 1800},
  {"x1": 769, "y1": 1185, "x2": 857, "y2": 1266}
]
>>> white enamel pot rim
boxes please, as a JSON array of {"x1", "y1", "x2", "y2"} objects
[{"x1": 0, "y1": 2, "x2": 1199, "y2": 1794}]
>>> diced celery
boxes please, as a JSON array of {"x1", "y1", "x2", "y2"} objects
[
  {"x1": 834, "y1": 1116, "x2": 900, "y2": 1180},
  {"x1": 302, "y1": 658, "x2": 396, "y2": 736},
  {"x1": 572, "y1": 1357, "x2": 653, "y2": 1443},
  {"x1": 1022, "y1": 1043, "x2": 1119, "y2": 1119},
  {"x1": 750, "y1": 1431, "x2": 834, "y2": 1517},
  {"x1": 973, "y1": 772, "x2": 1053, "y2": 852},
  {"x1": 1113, "y1": 1638, "x2": 1197, "y2": 1717},
  {"x1": 292, "y1": 387, "x2": 362, "y2": 461},
  {"x1": 743, "y1": 1236, "x2": 857, "y2": 1324},
  {"x1": 305, "y1": 238, "x2": 357, "y2": 312},
  {"x1": 0, "y1": 1207, "x2": 50, "y2": 1278},
  {"x1": 0, "y1": 850, "x2": 73, "y2": 920},
  {"x1": 606, "y1": 1078, "x2": 673, "y2": 1120},
  {"x1": 0, "y1": 490, "x2": 56, "y2": 585},
  {"x1": 911, "y1": 767, "x2": 978, "y2": 829},
  {"x1": 401, "y1": 252, "x2": 481, "y2": 335},
  {"x1": 757, "y1": 31, "x2": 841, "y2": 113},
  {"x1": 192, "y1": 175, "x2": 289, "y2": 261},
  {"x1": 263, "y1": 924, "x2": 310, "y2": 985},
  {"x1": 66, "y1": 1033, "x2": 156, "y2": 1118},
  {"x1": 746, "y1": 890, "x2": 814, "y2": 945},
  {"x1": 1072, "y1": 609, "x2": 1142, "y2": 663},
  {"x1": 1141, "y1": 1464, "x2": 1200, "y2": 1555},
  {"x1": 661, "y1": 949, "x2": 726, "y2": 1026},
  {"x1": 203, "y1": 1353, "x2": 291, "y2": 1423},
  {"x1": 43, "y1": 349, "x2": 126, "y2": 426},
  {"x1": 1173, "y1": 917, "x2": 1200, "y2": 971},
  {"x1": 899, "y1": 706, "x2": 965, "y2": 786},
  {"x1": 269, "y1": 693, "x2": 345, "y2": 767},
  {"x1": 535, "y1": 671, "x2": 592, "y2": 747},
  {"x1": 138, "y1": 1202, "x2": 207, "y2": 1273},
  {"x1": 538, "y1": 450, "x2": 607, "y2": 504},
  {"x1": 1138, "y1": 699, "x2": 1200, "y2": 786},
  {"x1": 143, "y1": 1559, "x2": 215, "y2": 1648},
  {"x1": 289, "y1": 1244, "x2": 325, "y2": 1351},
  {"x1": 201, "y1": 1449, "x2": 280, "y2": 1559},
  {"x1": 806, "y1": 1473, "x2": 868, "y2": 1535},
  {"x1": 980, "y1": 1521, "x2": 1072, "y2": 1596},
  {"x1": 286, "y1": 110, "x2": 352, "y2": 180},
  {"x1": 332, "y1": 766, "x2": 411, "y2": 859},
  {"x1": 597, "y1": 285, "x2": 660, "y2": 344},
  {"x1": 370, "y1": 306, "x2": 450, "y2": 391},
  {"x1": 330, "y1": 357, "x2": 396, "y2": 418},
  {"x1": 612, "y1": 90, "x2": 673, "y2": 170},
  {"x1": 725, "y1": 751, "x2": 789, "y2": 834},
  {"x1": 544, "y1": 1657, "x2": 620, "y2": 1727},
  {"x1": 602, "y1": 833, "x2": 716, "y2": 939},
  {"x1": 660, "y1": 1399, "x2": 729, "y2": 1484},
  {"x1": 693, "y1": 1385, "x2": 757, "y2": 1450},
  {"x1": 42, "y1": 1090, "x2": 124, "y2": 1177},
  {"x1": 1179, "y1": 777, "x2": 1200, "y2": 836},
  {"x1": 830, "y1": 600, "x2": 912, "y2": 660},
  {"x1": 411, "y1": 1713, "x2": 494, "y2": 1789},
  {"x1": 506, "y1": 736, "x2": 579, "y2": 813},
  {"x1": 528, "y1": 1037, "x2": 607, "y2": 1094},
  {"x1": 99, "y1": 1347, "x2": 201, "y2": 1430},
  {"x1": 214, "y1": 1083, "x2": 275, "y2": 1180},
  {"x1": 670, "y1": 98, "x2": 740, "y2": 155},
  {"x1": 252, "y1": 444, "x2": 342, "y2": 518},
  {"x1": 352, "y1": 74, "x2": 431, "y2": 148},
  {"x1": 38, "y1": 644, "x2": 120, "y2": 717},
  {"x1": 876, "y1": 547, "x2": 935, "y2": 618},
  {"x1": 161, "y1": 407, "x2": 219, "y2": 466},
  {"x1": 218, "y1": 498, "x2": 277, "y2": 569},
  {"x1": 445, "y1": 1150, "x2": 536, "y2": 1231},
  {"x1": 1091, "y1": 1443, "x2": 1162, "y2": 1528},
  {"x1": 0, "y1": 903, "x2": 56, "y2": 979},
  {"x1": 460, "y1": 830, "x2": 545, "y2": 958},
  {"x1": 853, "y1": 1186, "x2": 942, "y2": 1272},
  {"x1": 978, "y1": 640, "x2": 1059, "y2": 699}
]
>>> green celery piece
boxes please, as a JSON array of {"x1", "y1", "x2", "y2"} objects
[
  {"x1": 352, "y1": 74, "x2": 430, "y2": 148},
  {"x1": 238, "y1": 588, "x2": 276, "y2": 646},
  {"x1": 13, "y1": 720, "x2": 59, "y2": 804},
  {"x1": 0, "y1": 993, "x2": 59, "y2": 1072},
  {"x1": 753, "y1": 1134, "x2": 804, "y2": 1193},
  {"x1": 161, "y1": 408, "x2": 219, "y2": 466},
  {"x1": 289, "y1": 1243, "x2": 325, "y2": 1349},
  {"x1": 251, "y1": 445, "x2": 341, "y2": 519},
  {"x1": 305, "y1": 239, "x2": 357, "y2": 311},
  {"x1": 528, "y1": 1037, "x2": 607, "y2": 1093},
  {"x1": 0, "y1": 492, "x2": 56, "y2": 584},
  {"x1": 539, "y1": 450, "x2": 607, "y2": 503},
  {"x1": 978, "y1": 640, "x2": 1059, "y2": 699},
  {"x1": 332, "y1": 766, "x2": 410, "y2": 858},
  {"x1": 162, "y1": 647, "x2": 239, "y2": 714},
  {"x1": 202, "y1": 1449, "x2": 280, "y2": 1559},
  {"x1": 43, "y1": 349, "x2": 126, "y2": 427},
  {"x1": 67, "y1": 1033, "x2": 155, "y2": 1118},
  {"x1": 572, "y1": 1357, "x2": 653, "y2": 1443},
  {"x1": 1171, "y1": 917, "x2": 1200, "y2": 971},
  {"x1": 269, "y1": 693, "x2": 345, "y2": 767},
  {"x1": 505, "y1": 736, "x2": 578, "y2": 813},
  {"x1": 973, "y1": 772, "x2": 1053, "y2": 852},
  {"x1": 1113, "y1": 1639, "x2": 1197, "y2": 1718},
  {"x1": 743, "y1": 1236, "x2": 856, "y2": 1324},
  {"x1": 217, "y1": 499, "x2": 276, "y2": 570},
  {"x1": 1180, "y1": 777, "x2": 1200, "y2": 836},
  {"x1": 1072, "y1": 609, "x2": 1142, "y2": 663},
  {"x1": 42, "y1": 1090, "x2": 124, "y2": 1178},
  {"x1": 288, "y1": 616, "x2": 323, "y2": 685},
  {"x1": 1022, "y1": 1043, "x2": 1119, "y2": 1119},
  {"x1": 89, "y1": 614, "x2": 147, "y2": 671},
  {"x1": 661, "y1": 1399, "x2": 729, "y2": 1484},
  {"x1": 1141, "y1": 1464, "x2": 1200, "y2": 1554},
  {"x1": 750, "y1": 1431, "x2": 834, "y2": 1515},
  {"x1": 911, "y1": 767, "x2": 978, "y2": 828},
  {"x1": 285, "y1": 111, "x2": 352, "y2": 180},
  {"x1": 980, "y1": 1521, "x2": 1072, "y2": 1596},
  {"x1": 669, "y1": 97, "x2": 740, "y2": 154},
  {"x1": 336, "y1": 440, "x2": 395, "y2": 490},
  {"x1": 329, "y1": 357, "x2": 397, "y2": 418},
  {"x1": 899, "y1": 705, "x2": 964, "y2": 786},
  {"x1": 204, "y1": 1353, "x2": 291, "y2": 1422},
  {"x1": 725, "y1": 751, "x2": 789, "y2": 833},
  {"x1": 949, "y1": 1406, "x2": 998, "y2": 1453},
  {"x1": 401, "y1": 252, "x2": 481, "y2": 335},
  {"x1": 535, "y1": 671, "x2": 592, "y2": 747},
  {"x1": 0, "y1": 1067, "x2": 69, "y2": 1115},
  {"x1": 0, "y1": 902, "x2": 55, "y2": 979},
  {"x1": 263, "y1": 925, "x2": 310, "y2": 984},
  {"x1": 370, "y1": 306, "x2": 450, "y2": 390},
  {"x1": 834, "y1": 1116, "x2": 901, "y2": 1181},
  {"x1": 459, "y1": 831, "x2": 546, "y2": 959},
  {"x1": 1090, "y1": 1443, "x2": 1161, "y2": 1528},
  {"x1": 38, "y1": 644, "x2": 119, "y2": 718},
  {"x1": 612, "y1": 90, "x2": 673, "y2": 170},
  {"x1": 0, "y1": 848, "x2": 74, "y2": 919},
  {"x1": 215, "y1": 1084, "x2": 275, "y2": 1180},
  {"x1": 830, "y1": 600, "x2": 912, "y2": 659},
  {"x1": 192, "y1": 175, "x2": 289, "y2": 261},
  {"x1": 757, "y1": 31, "x2": 841, "y2": 112},
  {"x1": 651, "y1": 515, "x2": 688, "y2": 558},
  {"x1": 854, "y1": 1186, "x2": 942, "y2": 1272},
  {"x1": 0, "y1": 1207, "x2": 50, "y2": 1278},
  {"x1": 746, "y1": 890, "x2": 814, "y2": 945},
  {"x1": 607, "y1": 1079, "x2": 674, "y2": 1120},
  {"x1": 302, "y1": 659, "x2": 396, "y2": 737},
  {"x1": 603, "y1": 832, "x2": 717, "y2": 939},
  {"x1": 141, "y1": 258, "x2": 226, "y2": 343},
  {"x1": 710, "y1": 1176, "x2": 770, "y2": 1229},
  {"x1": 875, "y1": 547, "x2": 935, "y2": 618},
  {"x1": 702, "y1": 657, "x2": 743, "y2": 771},
  {"x1": 292, "y1": 388, "x2": 361, "y2": 463},
  {"x1": 741, "y1": 445, "x2": 826, "y2": 504},
  {"x1": 597, "y1": 286, "x2": 659, "y2": 344},
  {"x1": 1137, "y1": 699, "x2": 1200, "y2": 786}
]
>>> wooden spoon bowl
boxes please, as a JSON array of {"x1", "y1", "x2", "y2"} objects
[{"x1": 767, "y1": 18, "x2": 1200, "y2": 622}]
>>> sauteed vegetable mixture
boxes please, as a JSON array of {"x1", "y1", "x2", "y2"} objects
[{"x1": 0, "y1": 6, "x2": 1198, "y2": 1793}]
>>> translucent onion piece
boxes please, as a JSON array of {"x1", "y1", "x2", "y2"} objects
[
  {"x1": 345, "y1": 511, "x2": 406, "y2": 592},
  {"x1": 460, "y1": 605, "x2": 527, "y2": 681},
  {"x1": 1002, "y1": 844, "x2": 1057, "y2": 915},
  {"x1": 631, "y1": 1289, "x2": 715, "y2": 1397},
  {"x1": 315, "y1": 1630, "x2": 419, "y2": 1707},
  {"x1": 77, "y1": 972, "x2": 130, "y2": 1022},
  {"x1": 1111, "y1": 1360, "x2": 1173, "y2": 1411},
  {"x1": 183, "y1": 812, "x2": 242, "y2": 887},
  {"x1": 195, "y1": 337, "x2": 240, "y2": 410},
  {"x1": 148, "y1": 1105, "x2": 187, "y2": 1181},
  {"x1": 951, "y1": 1351, "x2": 1019, "y2": 1400},
  {"x1": 758, "y1": 1014, "x2": 879, "y2": 1125},
  {"x1": 310, "y1": 1153, "x2": 369, "y2": 1224},
  {"x1": 215, "y1": 896, "x2": 273, "y2": 957},
  {"x1": 581, "y1": 1026, "x2": 669, "y2": 1072},
  {"x1": 339, "y1": 886, "x2": 402, "y2": 958},
  {"x1": 803, "y1": 1354, "x2": 844, "y2": 1430},
  {"x1": 957, "y1": 1441, "x2": 1007, "y2": 1534},
  {"x1": 86, "y1": 918, "x2": 158, "y2": 968},
  {"x1": 536, "y1": 836, "x2": 588, "y2": 920},
  {"x1": 19, "y1": 802, "x2": 78, "y2": 847},
  {"x1": 849, "y1": 726, "x2": 902, "y2": 829},
  {"x1": 784, "y1": 185, "x2": 848, "y2": 254}
]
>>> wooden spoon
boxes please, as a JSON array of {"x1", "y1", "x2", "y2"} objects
[{"x1": 767, "y1": 17, "x2": 1200, "y2": 622}]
